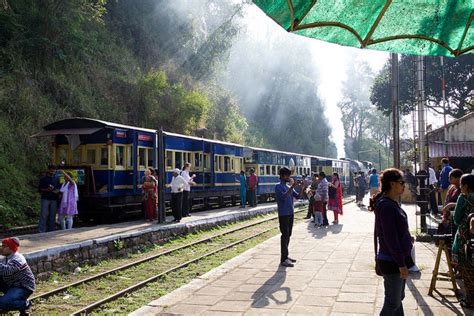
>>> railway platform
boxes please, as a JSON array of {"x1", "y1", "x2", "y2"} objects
[
  {"x1": 14, "y1": 203, "x2": 304, "y2": 276},
  {"x1": 132, "y1": 199, "x2": 464, "y2": 316}
]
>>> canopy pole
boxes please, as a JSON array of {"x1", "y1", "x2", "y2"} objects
[
  {"x1": 416, "y1": 56, "x2": 426, "y2": 171},
  {"x1": 390, "y1": 53, "x2": 400, "y2": 169}
]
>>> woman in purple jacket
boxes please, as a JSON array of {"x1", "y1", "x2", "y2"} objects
[{"x1": 369, "y1": 168, "x2": 414, "y2": 316}]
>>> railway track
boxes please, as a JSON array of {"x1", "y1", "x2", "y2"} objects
[{"x1": 31, "y1": 208, "x2": 308, "y2": 315}]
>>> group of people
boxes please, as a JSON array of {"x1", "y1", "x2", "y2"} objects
[
  {"x1": 38, "y1": 165, "x2": 79, "y2": 232},
  {"x1": 237, "y1": 169, "x2": 259, "y2": 208},
  {"x1": 166, "y1": 163, "x2": 196, "y2": 223},
  {"x1": 370, "y1": 165, "x2": 474, "y2": 314}
]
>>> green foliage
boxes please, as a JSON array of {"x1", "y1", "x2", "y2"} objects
[{"x1": 370, "y1": 54, "x2": 474, "y2": 118}]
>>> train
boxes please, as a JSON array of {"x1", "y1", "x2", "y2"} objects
[{"x1": 34, "y1": 118, "x2": 370, "y2": 222}]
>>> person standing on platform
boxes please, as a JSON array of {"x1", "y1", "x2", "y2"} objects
[
  {"x1": 428, "y1": 163, "x2": 439, "y2": 215},
  {"x1": 58, "y1": 170, "x2": 79, "y2": 229},
  {"x1": 275, "y1": 167, "x2": 305, "y2": 267},
  {"x1": 316, "y1": 172, "x2": 329, "y2": 226},
  {"x1": 238, "y1": 171, "x2": 247, "y2": 208},
  {"x1": 328, "y1": 172, "x2": 343, "y2": 224},
  {"x1": 305, "y1": 173, "x2": 319, "y2": 220},
  {"x1": 0, "y1": 237, "x2": 35, "y2": 316},
  {"x1": 357, "y1": 171, "x2": 367, "y2": 207},
  {"x1": 167, "y1": 168, "x2": 187, "y2": 223},
  {"x1": 181, "y1": 162, "x2": 196, "y2": 217},
  {"x1": 452, "y1": 174, "x2": 474, "y2": 308},
  {"x1": 369, "y1": 169, "x2": 380, "y2": 197},
  {"x1": 248, "y1": 169, "x2": 258, "y2": 207},
  {"x1": 142, "y1": 169, "x2": 157, "y2": 221},
  {"x1": 439, "y1": 158, "x2": 453, "y2": 206},
  {"x1": 38, "y1": 165, "x2": 59, "y2": 233},
  {"x1": 370, "y1": 169, "x2": 413, "y2": 315}
]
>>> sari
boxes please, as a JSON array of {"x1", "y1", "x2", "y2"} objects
[
  {"x1": 328, "y1": 178, "x2": 343, "y2": 215},
  {"x1": 142, "y1": 175, "x2": 157, "y2": 220}
]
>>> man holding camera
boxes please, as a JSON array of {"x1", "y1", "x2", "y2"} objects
[
  {"x1": 275, "y1": 167, "x2": 305, "y2": 267},
  {"x1": 38, "y1": 165, "x2": 59, "y2": 233}
]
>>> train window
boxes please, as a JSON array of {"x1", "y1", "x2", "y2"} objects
[
  {"x1": 272, "y1": 166, "x2": 276, "y2": 175},
  {"x1": 100, "y1": 147, "x2": 109, "y2": 166},
  {"x1": 72, "y1": 148, "x2": 81, "y2": 165},
  {"x1": 175, "y1": 152, "x2": 183, "y2": 170},
  {"x1": 86, "y1": 149, "x2": 96, "y2": 164},
  {"x1": 147, "y1": 148, "x2": 153, "y2": 167},
  {"x1": 115, "y1": 146, "x2": 125, "y2": 166},
  {"x1": 138, "y1": 148, "x2": 146, "y2": 167},
  {"x1": 266, "y1": 165, "x2": 271, "y2": 175},
  {"x1": 203, "y1": 154, "x2": 209, "y2": 170},
  {"x1": 166, "y1": 151, "x2": 173, "y2": 170},
  {"x1": 224, "y1": 156, "x2": 230, "y2": 172},
  {"x1": 57, "y1": 147, "x2": 68, "y2": 165},
  {"x1": 127, "y1": 146, "x2": 133, "y2": 169},
  {"x1": 277, "y1": 166, "x2": 281, "y2": 173},
  {"x1": 260, "y1": 165, "x2": 265, "y2": 175},
  {"x1": 194, "y1": 153, "x2": 200, "y2": 168}
]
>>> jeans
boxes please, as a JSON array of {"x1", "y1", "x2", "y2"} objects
[
  {"x1": 314, "y1": 212, "x2": 323, "y2": 225},
  {"x1": 0, "y1": 284, "x2": 32, "y2": 311},
  {"x1": 182, "y1": 190, "x2": 190, "y2": 217},
  {"x1": 380, "y1": 273, "x2": 406, "y2": 316},
  {"x1": 322, "y1": 202, "x2": 328, "y2": 225},
  {"x1": 59, "y1": 214, "x2": 74, "y2": 230},
  {"x1": 279, "y1": 215, "x2": 294, "y2": 262},
  {"x1": 39, "y1": 199, "x2": 57, "y2": 233}
]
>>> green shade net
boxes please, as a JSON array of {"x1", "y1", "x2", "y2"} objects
[{"x1": 253, "y1": 0, "x2": 473, "y2": 57}]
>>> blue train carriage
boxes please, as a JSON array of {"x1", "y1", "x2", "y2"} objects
[
  {"x1": 332, "y1": 159, "x2": 350, "y2": 192},
  {"x1": 310, "y1": 155, "x2": 333, "y2": 179},
  {"x1": 34, "y1": 118, "x2": 157, "y2": 222},
  {"x1": 163, "y1": 132, "x2": 244, "y2": 207},
  {"x1": 244, "y1": 147, "x2": 311, "y2": 201}
]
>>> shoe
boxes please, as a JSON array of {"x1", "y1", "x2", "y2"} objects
[
  {"x1": 280, "y1": 259, "x2": 294, "y2": 267},
  {"x1": 311, "y1": 219, "x2": 315, "y2": 223},
  {"x1": 408, "y1": 265, "x2": 420, "y2": 273},
  {"x1": 332, "y1": 220, "x2": 338, "y2": 224},
  {"x1": 19, "y1": 301, "x2": 31, "y2": 316},
  {"x1": 287, "y1": 257, "x2": 297, "y2": 263},
  {"x1": 187, "y1": 214, "x2": 191, "y2": 217}
]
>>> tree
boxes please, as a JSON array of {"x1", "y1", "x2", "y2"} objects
[{"x1": 370, "y1": 54, "x2": 474, "y2": 118}]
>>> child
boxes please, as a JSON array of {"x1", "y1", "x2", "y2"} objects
[{"x1": 313, "y1": 191, "x2": 324, "y2": 227}]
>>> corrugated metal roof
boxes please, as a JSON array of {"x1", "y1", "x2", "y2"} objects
[{"x1": 429, "y1": 141, "x2": 474, "y2": 158}]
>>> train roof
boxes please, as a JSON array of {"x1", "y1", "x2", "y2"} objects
[
  {"x1": 246, "y1": 146, "x2": 341, "y2": 162},
  {"x1": 33, "y1": 117, "x2": 157, "y2": 137},
  {"x1": 163, "y1": 131, "x2": 244, "y2": 148}
]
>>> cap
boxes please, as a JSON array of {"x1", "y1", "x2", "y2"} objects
[{"x1": 173, "y1": 168, "x2": 181, "y2": 174}]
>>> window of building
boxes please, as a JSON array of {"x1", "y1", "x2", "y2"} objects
[
  {"x1": 86, "y1": 149, "x2": 96, "y2": 165},
  {"x1": 115, "y1": 146, "x2": 125, "y2": 166},
  {"x1": 100, "y1": 147, "x2": 109, "y2": 166},
  {"x1": 147, "y1": 148, "x2": 154, "y2": 167}
]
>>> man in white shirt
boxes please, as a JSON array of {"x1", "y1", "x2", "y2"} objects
[
  {"x1": 168, "y1": 168, "x2": 188, "y2": 222},
  {"x1": 180, "y1": 163, "x2": 196, "y2": 217},
  {"x1": 428, "y1": 163, "x2": 439, "y2": 215}
]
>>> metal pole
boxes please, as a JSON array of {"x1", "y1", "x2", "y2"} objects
[
  {"x1": 378, "y1": 149, "x2": 382, "y2": 171},
  {"x1": 416, "y1": 56, "x2": 426, "y2": 171},
  {"x1": 390, "y1": 53, "x2": 400, "y2": 169},
  {"x1": 157, "y1": 128, "x2": 166, "y2": 223},
  {"x1": 441, "y1": 56, "x2": 448, "y2": 158}
]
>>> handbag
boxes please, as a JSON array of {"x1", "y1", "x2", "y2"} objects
[{"x1": 328, "y1": 186, "x2": 337, "y2": 199}]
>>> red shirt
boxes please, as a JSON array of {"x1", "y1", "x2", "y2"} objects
[{"x1": 249, "y1": 173, "x2": 258, "y2": 189}]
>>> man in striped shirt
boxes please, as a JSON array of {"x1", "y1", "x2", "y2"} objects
[
  {"x1": 0, "y1": 237, "x2": 35, "y2": 315},
  {"x1": 316, "y1": 172, "x2": 329, "y2": 226}
]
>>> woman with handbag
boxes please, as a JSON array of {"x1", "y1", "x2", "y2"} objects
[
  {"x1": 328, "y1": 173, "x2": 343, "y2": 224},
  {"x1": 369, "y1": 168, "x2": 414, "y2": 316},
  {"x1": 452, "y1": 174, "x2": 474, "y2": 308}
]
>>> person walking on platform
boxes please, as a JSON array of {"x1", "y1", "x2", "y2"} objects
[
  {"x1": 238, "y1": 171, "x2": 247, "y2": 208},
  {"x1": 328, "y1": 172, "x2": 343, "y2": 224},
  {"x1": 248, "y1": 169, "x2": 258, "y2": 207},
  {"x1": 370, "y1": 168, "x2": 414, "y2": 316},
  {"x1": 275, "y1": 167, "x2": 305, "y2": 267},
  {"x1": 168, "y1": 168, "x2": 187, "y2": 223},
  {"x1": 316, "y1": 172, "x2": 329, "y2": 226},
  {"x1": 181, "y1": 162, "x2": 196, "y2": 217},
  {"x1": 369, "y1": 169, "x2": 380, "y2": 197},
  {"x1": 452, "y1": 174, "x2": 474, "y2": 308},
  {"x1": 357, "y1": 171, "x2": 367, "y2": 207},
  {"x1": 38, "y1": 165, "x2": 59, "y2": 233},
  {"x1": 142, "y1": 169, "x2": 157, "y2": 221},
  {"x1": 439, "y1": 158, "x2": 453, "y2": 206},
  {"x1": 58, "y1": 170, "x2": 79, "y2": 229},
  {"x1": 428, "y1": 163, "x2": 439, "y2": 215},
  {"x1": 0, "y1": 237, "x2": 35, "y2": 316}
]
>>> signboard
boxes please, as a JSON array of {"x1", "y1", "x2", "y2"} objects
[
  {"x1": 116, "y1": 131, "x2": 127, "y2": 138},
  {"x1": 138, "y1": 134, "x2": 153, "y2": 141},
  {"x1": 57, "y1": 169, "x2": 85, "y2": 185}
]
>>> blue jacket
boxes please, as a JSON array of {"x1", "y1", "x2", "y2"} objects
[{"x1": 275, "y1": 181, "x2": 299, "y2": 216}]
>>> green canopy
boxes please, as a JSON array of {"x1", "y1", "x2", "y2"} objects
[{"x1": 253, "y1": 0, "x2": 473, "y2": 57}]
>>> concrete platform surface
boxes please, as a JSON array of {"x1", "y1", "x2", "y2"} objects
[{"x1": 132, "y1": 198, "x2": 466, "y2": 316}]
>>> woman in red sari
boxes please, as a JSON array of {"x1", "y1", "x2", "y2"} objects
[
  {"x1": 142, "y1": 169, "x2": 157, "y2": 221},
  {"x1": 328, "y1": 172, "x2": 343, "y2": 224}
]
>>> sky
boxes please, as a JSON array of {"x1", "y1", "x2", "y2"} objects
[{"x1": 241, "y1": 4, "x2": 389, "y2": 158}]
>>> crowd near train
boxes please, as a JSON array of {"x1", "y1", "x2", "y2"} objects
[{"x1": 34, "y1": 118, "x2": 373, "y2": 222}]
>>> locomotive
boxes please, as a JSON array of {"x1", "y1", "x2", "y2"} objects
[{"x1": 34, "y1": 118, "x2": 365, "y2": 221}]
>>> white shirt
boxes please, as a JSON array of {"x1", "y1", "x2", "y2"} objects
[
  {"x1": 170, "y1": 175, "x2": 187, "y2": 193},
  {"x1": 180, "y1": 170, "x2": 194, "y2": 192},
  {"x1": 428, "y1": 167, "x2": 438, "y2": 185}
]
